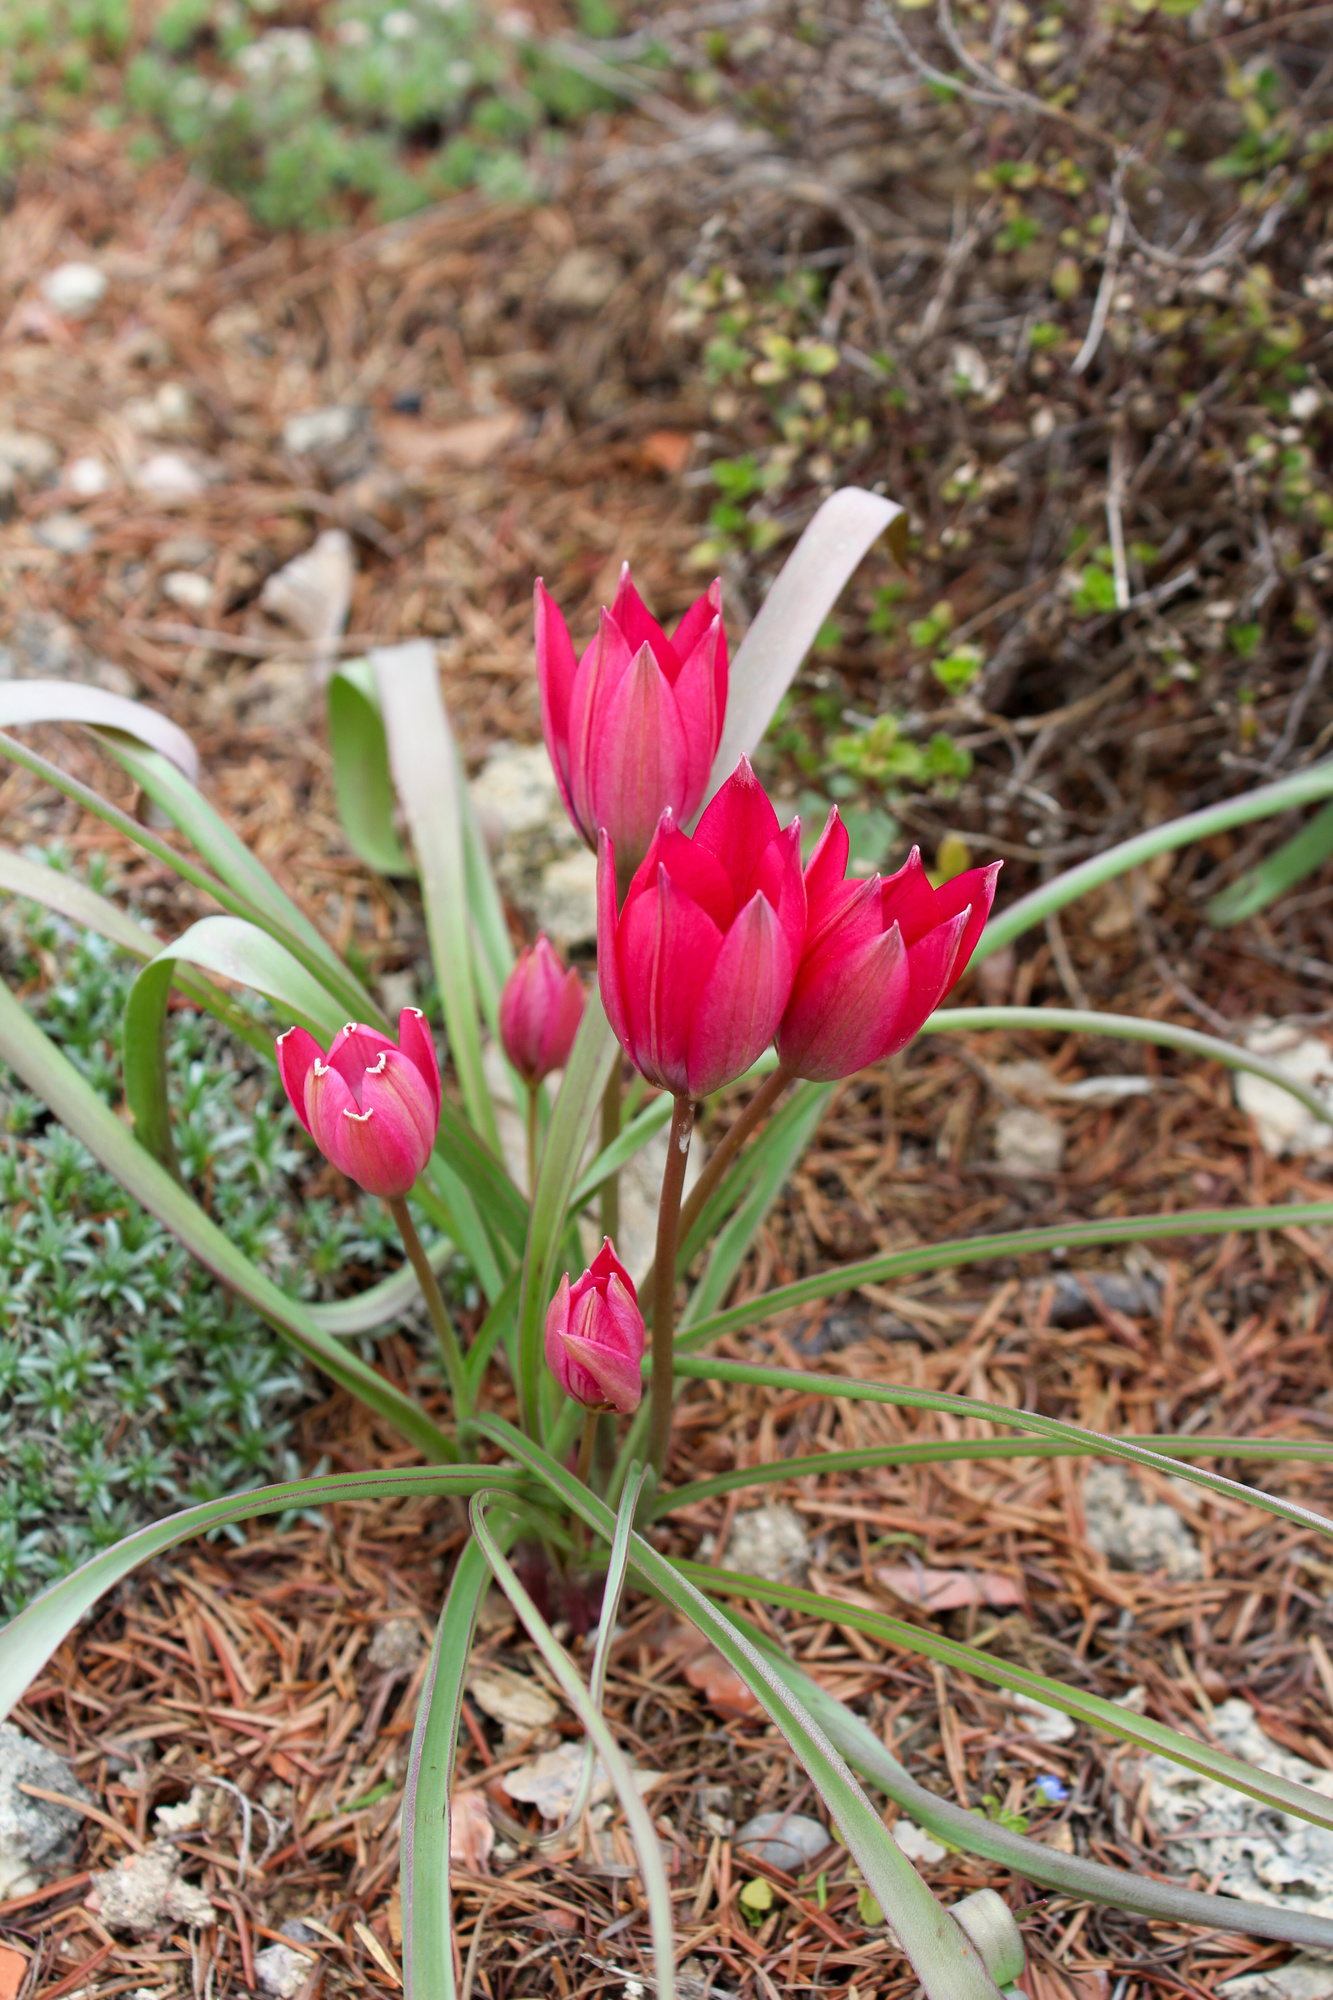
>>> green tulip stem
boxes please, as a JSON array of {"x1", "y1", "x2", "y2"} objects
[
  {"x1": 647, "y1": 1094, "x2": 694, "y2": 1481},
  {"x1": 599, "y1": 1065, "x2": 621, "y2": 1245},
  {"x1": 387, "y1": 1196, "x2": 471, "y2": 1422},
  {"x1": 525, "y1": 1083, "x2": 540, "y2": 1207},
  {"x1": 575, "y1": 1409, "x2": 598, "y2": 1492}
]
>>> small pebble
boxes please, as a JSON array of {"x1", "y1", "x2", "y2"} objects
[
  {"x1": 734, "y1": 1810, "x2": 830, "y2": 1872},
  {"x1": 66, "y1": 455, "x2": 111, "y2": 496},
  {"x1": 41, "y1": 261, "x2": 107, "y2": 318},
  {"x1": 135, "y1": 452, "x2": 206, "y2": 500},
  {"x1": 161, "y1": 571, "x2": 213, "y2": 611},
  {"x1": 35, "y1": 512, "x2": 92, "y2": 554}
]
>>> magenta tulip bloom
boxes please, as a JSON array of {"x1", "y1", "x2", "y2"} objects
[
  {"x1": 545, "y1": 1240, "x2": 645, "y2": 1415},
  {"x1": 776, "y1": 811, "x2": 1001, "y2": 1081},
  {"x1": 535, "y1": 562, "x2": 728, "y2": 882},
  {"x1": 598, "y1": 758, "x2": 806, "y2": 1098},
  {"x1": 276, "y1": 1008, "x2": 441, "y2": 1199},
  {"x1": 499, "y1": 935, "x2": 584, "y2": 1086}
]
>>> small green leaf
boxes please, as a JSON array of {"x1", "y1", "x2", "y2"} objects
[{"x1": 740, "y1": 1877, "x2": 774, "y2": 1919}]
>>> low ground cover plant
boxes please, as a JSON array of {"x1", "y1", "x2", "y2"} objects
[{"x1": 6, "y1": 491, "x2": 1333, "y2": 1990}]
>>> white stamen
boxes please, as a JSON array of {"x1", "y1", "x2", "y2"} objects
[
  {"x1": 367, "y1": 1052, "x2": 388, "y2": 1074},
  {"x1": 343, "y1": 1108, "x2": 374, "y2": 1122},
  {"x1": 343, "y1": 1022, "x2": 358, "y2": 1035},
  {"x1": 276, "y1": 1026, "x2": 295, "y2": 1044},
  {"x1": 313, "y1": 1059, "x2": 330, "y2": 1075}
]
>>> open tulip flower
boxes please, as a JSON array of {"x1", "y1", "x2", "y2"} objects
[
  {"x1": 598, "y1": 758, "x2": 806, "y2": 1098},
  {"x1": 276, "y1": 1008, "x2": 441, "y2": 1200},
  {"x1": 545, "y1": 1239, "x2": 645, "y2": 1415},
  {"x1": 777, "y1": 810, "x2": 1000, "y2": 1081},
  {"x1": 535, "y1": 562, "x2": 728, "y2": 884},
  {"x1": 499, "y1": 934, "x2": 584, "y2": 1087}
]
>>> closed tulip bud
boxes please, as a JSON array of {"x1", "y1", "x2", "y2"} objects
[
  {"x1": 276, "y1": 1007, "x2": 440, "y2": 1199},
  {"x1": 499, "y1": 935, "x2": 584, "y2": 1085},
  {"x1": 777, "y1": 811, "x2": 1001, "y2": 1081},
  {"x1": 544, "y1": 1240, "x2": 645, "y2": 1415},
  {"x1": 535, "y1": 562, "x2": 728, "y2": 885},
  {"x1": 598, "y1": 758, "x2": 806, "y2": 1098}
]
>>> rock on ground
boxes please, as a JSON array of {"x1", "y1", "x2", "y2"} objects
[
  {"x1": 89, "y1": 1842, "x2": 214, "y2": 1936},
  {"x1": 1083, "y1": 1461, "x2": 1203, "y2": 1580},
  {"x1": 0, "y1": 1723, "x2": 91, "y2": 1899},
  {"x1": 703, "y1": 1503, "x2": 809, "y2": 1584}
]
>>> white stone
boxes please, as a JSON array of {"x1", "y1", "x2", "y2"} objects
[
  {"x1": 1010, "y1": 1693, "x2": 1076, "y2": 1745},
  {"x1": 66, "y1": 454, "x2": 111, "y2": 496},
  {"x1": 254, "y1": 1944, "x2": 308, "y2": 1999},
  {"x1": 548, "y1": 248, "x2": 623, "y2": 314},
  {"x1": 0, "y1": 1723, "x2": 91, "y2": 1899},
  {"x1": 162, "y1": 570, "x2": 213, "y2": 611},
  {"x1": 34, "y1": 512, "x2": 92, "y2": 554},
  {"x1": 468, "y1": 1663, "x2": 558, "y2": 1740},
  {"x1": 282, "y1": 406, "x2": 360, "y2": 457},
  {"x1": 470, "y1": 742, "x2": 562, "y2": 848},
  {"x1": 1083, "y1": 1462, "x2": 1202, "y2": 1580},
  {"x1": 537, "y1": 849, "x2": 599, "y2": 951},
  {"x1": 717, "y1": 1503, "x2": 808, "y2": 1584},
  {"x1": 1290, "y1": 387, "x2": 1323, "y2": 423},
  {"x1": 1220, "y1": 1961, "x2": 1333, "y2": 2000},
  {"x1": 41, "y1": 262, "x2": 106, "y2": 318},
  {"x1": 950, "y1": 344, "x2": 990, "y2": 395},
  {"x1": 89, "y1": 1842, "x2": 214, "y2": 1935},
  {"x1": 135, "y1": 452, "x2": 206, "y2": 500},
  {"x1": 893, "y1": 1819, "x2": 947, "y2": 1864},
  {"x1": 735, "y1": 1810, "x2": 830, "y2": 1870},
  {"x1": 1236, "y1": 1023, "x2": 1333, "y2": 1157},
  {"x1": 0, "y1": 430, "x2": 58, "y2": 478},
  {"x1": 259, "y1": 529, "x2": 353, "y2": 678},
  {"x1": 994, "y1": 1104, "x2": 1064, "y2": 1173},
  {"x1": 502, "y1": 1742, "x2": 662, "y2": 1823}
]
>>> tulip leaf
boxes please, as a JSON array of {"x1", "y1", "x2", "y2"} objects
[
  {"x1": 516, "y1": 988, "x2": 620, "y2": 1436},
  {"x1": 477, "y1": 1420, "x2": 1007, "y2": 2000},
  {"x1": 371, "y1": 642, "x2": 499, "y2": 1155},
  {"x1": 671, "y1": 1353, "x2": 1333, "y2": 1546},
  {"x1": 0, "y1": 973, "x2": 456, "y2": 1464},
  {"x1": 680, "y1": 1079, "x2": 830, "y2": 1322},
  {"x1": 0, "y1": 844, "x2": 161, "y2": 957},
  {"x1": 735, "y1": 1609, "x2": 1333, "y2": 1953},
  {"x1": 0, "y1": 1463, "x2": 523, "y2": 1728},
  {"x1": 327, "y1": 661, "x2": 415, "y2": 878},
  {"x1": 699, "y1": 487, "x2": 908, "y2": 814},
  {"x1": 402, "y1": 1535, "x2": 491, "y2": 2000},
  {"x1": 977, "y1": 756, "x2": 1333, "y2": 962},
  {"x1": 675, "y1": 1196, "x2": 1333, "y2": 1353},
  {"x1": 926, "y1": 1003, "x2": 1333, "y2": 1130},
  {"x1": 1206, "y1": 799, "x2": 1333, "y2": 927},
  {"x1": 307, "y1": 1233, "x2": 456, "y2": 1335},
  {"x1": 0, "y1": 677, "x2": 199, "y2": 779},
  {"x1": 685, "y1": 1557, "x2": 1333, "y2": 1837}
]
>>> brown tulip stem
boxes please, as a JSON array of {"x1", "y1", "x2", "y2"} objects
[
  {"x1": 640, "y1": 1064, "x2": 792, "y2": 1309},
  {"x1": 388, "y1": 1196, "x2": 471, "y2": 1423},
  {"x1": 525, "y1": 1084, "x2": 540, "y2": 1204},
  {"x1": 647, "y1": 1094, "x2": 694, "y2": 1482},
  {"x1": 575, "y1": 1410, "x2": 598, "y2": 1492},
  {"x1": 599, "y1": 1065, "x2": 621, "y2": 1245}
]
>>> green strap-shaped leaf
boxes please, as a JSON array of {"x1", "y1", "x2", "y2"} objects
[
  {"x1": 673, "y1": 1354, "x2": 1333, "y2": 1545},
  {"x1": 307, "y1": 1235, "x2": 456, "y2": 1336},
  {"x1": 371, "y1": 641, "x2": 498, "y2": 1154},
  {"x1": 977, "y1": 756, "x2": 1333, "y2": 962},
  {"x1": 515, "y1": 990, "x2": 620, "y2": 1436},
  {"x1": 402, "y1": 1536, "x2": 491, "y2": 2000},
  {"x1": 699, "y1": 488, "x2": 908, "y2": 815},
  {"x1": 926, "y1": 1004, "x2": 1333, "y2": 1128},
  {"x1": 0, "y1": 976, "x2": 455, "y2": 1464},
  {"x1": 680, "y1": 1080, "x2": 830, "y2": 1325},
  {"x1": 123, "y1": 915, "x2": 343, "y2": 1170},
  {"x1": 676, "y1": 1196, "x2": 1333, "y2": 1353},
  {"x1": 1207, "y1": 798, "x2": 1333, "y2": 927},
  {"x1": 327, "y1": 662, "x2": 415, "y2": 878},
  {"x1": 0, "y1": 679, "x2": 198, "y2": 778},
  {"x1": 740, "y1": 1614, "x2": 1333, "y2": 1954},
  {"x1": 0, "y1": 845, "x2": 162, "y2": 957},
  {"x1": 0, "y1": 1465, "x2": 524, "y2": 1725},
  {"x1": 478, "y1": 1420, "x2": 1005, "y2": 2000}
]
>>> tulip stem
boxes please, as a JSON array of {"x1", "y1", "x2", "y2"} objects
[
  {"x1": 575, "y1": 1410, "x2": 598, "y2": 1492},
  {"x1": 647, "y1": 1094, "x2": 694, "y2": 1481},
  {"x1": 639, "y1": 1065, "x2": 792, "y2": 1310},
  {"x1": 387, "y1": 1196, "x2": 472, "y2": 1423},
  {"x1": 525, "y1": 1085, "x2": 539, "y2": 1203},
  {"x1": 599, "y1": 1066, "x2": 620, "y2": 1244}
]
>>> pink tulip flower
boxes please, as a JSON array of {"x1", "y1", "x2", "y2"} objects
[
  {"x1": 535, "y1": 562, "x2": 728, "y2": 883},
  {"x1": 276, "y1": 1008, "x2": 441, "y2": 1199},
  {"x1": 499, "y1": 935, "x2": 584, "y2": 1085},
  {"x1": 776, "y1": 810, "x2": 1001, "y2": 1081},
  {"x1": 598, "y1": 758, "x2": 806, "y2": 1098},
  {"x1": 544, "y1": 1240, "x2": 645, "y2": 1415}
]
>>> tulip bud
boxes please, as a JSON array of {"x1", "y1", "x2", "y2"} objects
[
  {"x1": 597, "y1": 758, "x2": 806, "y2": 1098},
  {"x1": 777, "y1": 812, "x2": 1001, "y2": 1081},
  {"x1": 544, "y1": 1240, "x2": 645, "y2": 1415},
  {"x1": 276, "y1": 1007, "x2": 441, "y2": 1199},
  {"x1": 535, "y1": 562, "x2": 729, "y2": 884},
  {"x1": 498, "y1": 935, "x2": 584, "y2": 1085}
]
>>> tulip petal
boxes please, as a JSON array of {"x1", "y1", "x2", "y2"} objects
[
  {"x1": 590, "y1": 1238, "x2": 635, "y2": 1297},
  {"x1": 602, "y1": 1270, "x2": 645, "y2": 1352},
  {"x1": 896, "y1": 906, "x2": 972, "y2": 1042},
  {"x1": 671, "y1": 577, "x2": 727, "y2": 710},
  {"x1": 879, "y1": 846, "x2": 944, "y2": 947},
  {"x1": 654, "y1": 816, "x2": 735, "y2": 932},
  {"x1": 543, "y1": 1271, "x2": 574, "y2": 1391},
  {"x1": 934, "y1": 860, "x2": 1002, "y2": 991},
  {"x1": 566, "y1": 610, "x2": 635, "y2": 843},
  {"x1": 326, "y1": 1021, "x2": 396, "y2": 1099},
  {"x1": 686, "y1": 889, "x2": 795, "y2": 1096},
  {"x1": 561, "y1": 1330, "x2": 642, "y2": 1414},
  {"x1": 275, "y1": 1025, "x2": 323, "y2": 1136},
  {"x1": 397, "y1": 1006, "x2": 441, "y2": 1121},
  {"x1": 547, "y1": 966, "x2": 586, "y2": 1076},
  {"x1": 693, "y1": 757, "x2": 780, "y2": 905},
  {"x1": 610, "y1": 562, "x2": 680, "y2": 680},
  {"x1": 305, "y1": 1056, "x2": 359, "y2": 1174},
  {"x1": 587, "y1": 641, "x2": 691, "y2": 869},
  {"x1": 748, "y1": 817, "x2": 807, "y2": 968},
  {"x1": 535, "y1": 580, "x2": 580, "y2": 825},
  {"x1": 670, "y1": 611, "x2": 724, "y2": 812},
  {"x1": 620, "y1": 861, "x2": 723, "y2": 1092},
  {"x1": 778, "y1": 923, "x2": 911, "y2": 1081},
  {"x1": 334, "y1": 1049, "x2": 437, "y2": 1197}
]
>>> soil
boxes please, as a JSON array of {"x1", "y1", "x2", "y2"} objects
[{"x1": 4, "y1": 6, "x2": 1333, "y2": 1999}]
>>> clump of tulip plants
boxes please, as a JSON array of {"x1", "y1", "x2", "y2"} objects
[{"x1": 5, "y1": 491, "x2": 1333, "y2": 1998}]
